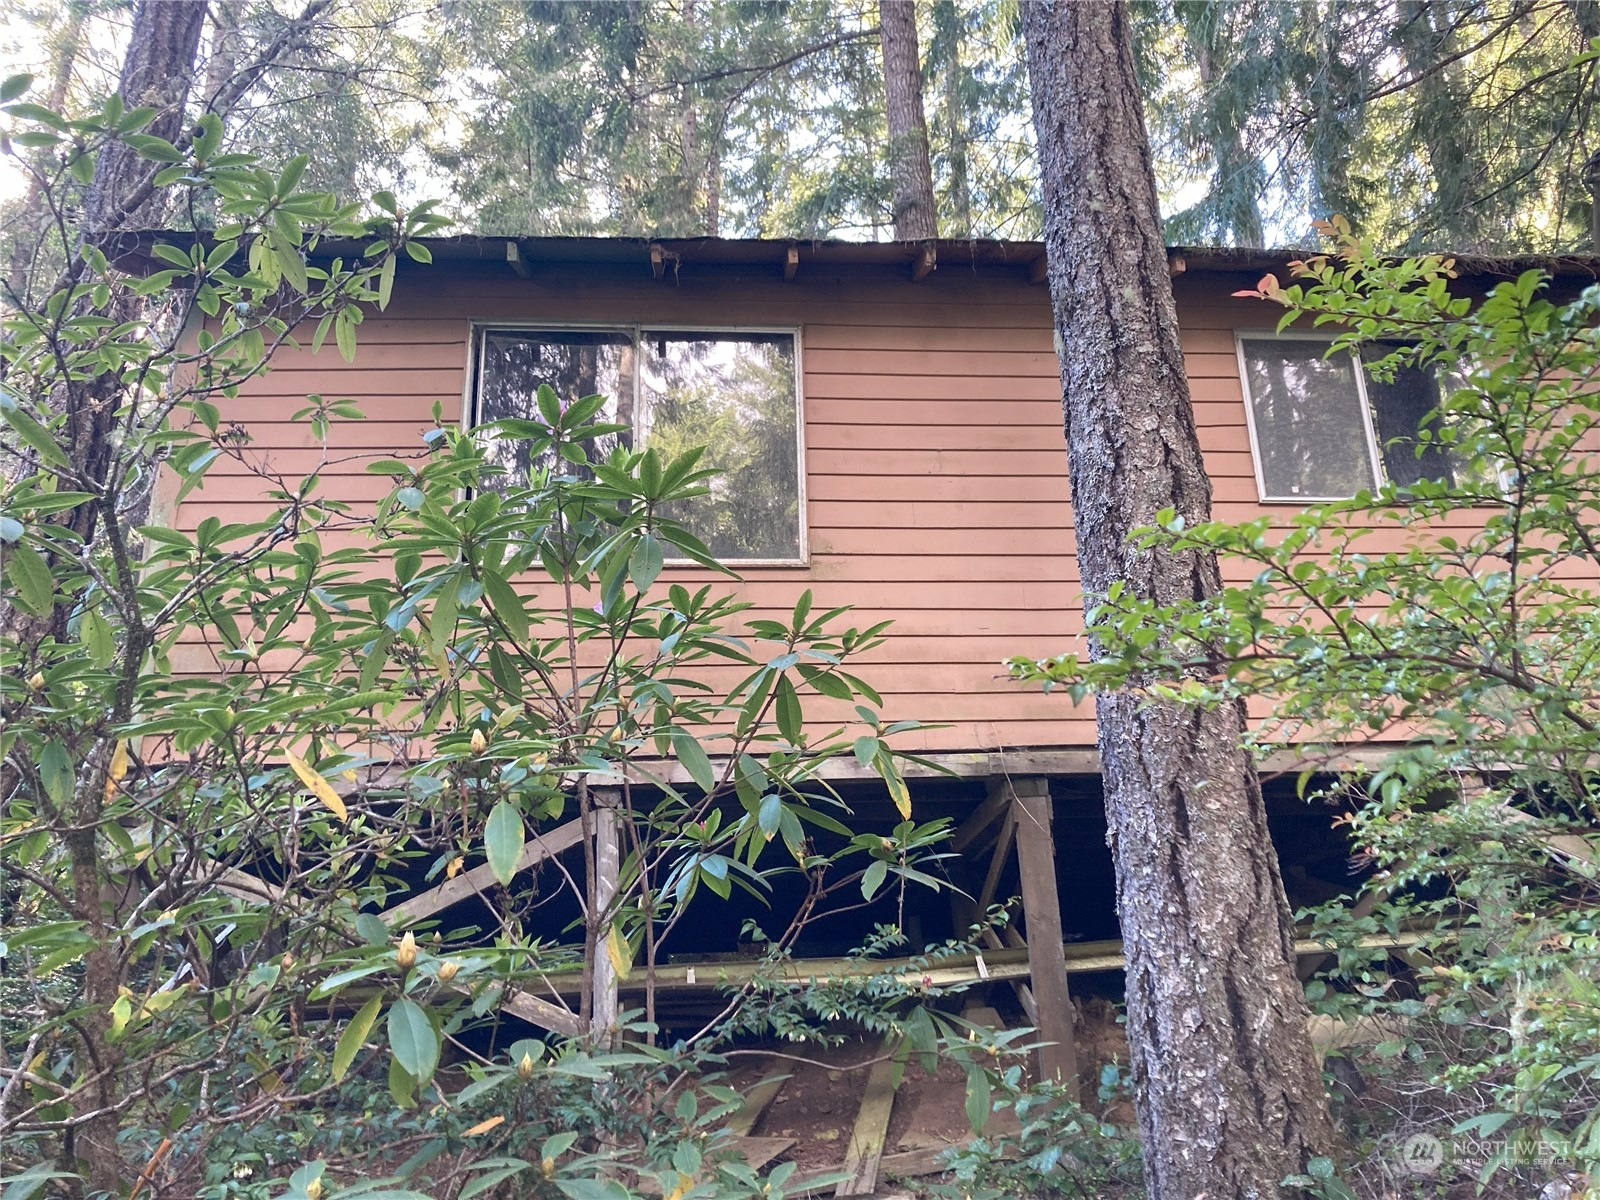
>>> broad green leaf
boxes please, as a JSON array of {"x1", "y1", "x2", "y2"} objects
[
  {"x1": 758, "y1": 793, "x2": 782, "y2": 839},
  {"x1": 774, "y1": 675, "x2": 802, "y2": 743},
  {"x1": 629, "y1": 531, "x2": 663, "y2": 590},
  {"x1": 480, "y1": 571, "x2": 528, "y2": 643},
  {"x1": 670, "y1": 728, "x2": 715, "y2": 794},
  {"x1": 387, "y1": 997, "x2": 439, "y2": 1083},
  {"x1": 964, "y1": 1067, "x2": 991, "y2": 1133},
  {"x1": 5, "y1": 540, "x2": 53, "y2": 615},
  {"x1": 377, "y1": 254, "x2": 396, "y2": 310},
  {"x1": 458, "y1": 1162, "x2": 531, "y2": 1199},
  {"x1": 37, "y1": 742, "x2": 72, "y2": 807},
  {"x1": 484, "y1": 800, "x2": 524, "y2": 887},
  {"x1": 0, "y1": 73, "x2": 33, "y2": 103},
  {"x1": 861, "y1": 859, "x2": 887, "y2": 901},
  {"x1": 0, "y1": 401, "x2": 70, "y2": 468},
  {"x1": 332, "y1": 995, "x2": 381, "y2": 1082}
]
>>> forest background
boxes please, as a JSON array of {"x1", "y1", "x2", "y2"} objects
[{"x1": 5, "y1": 0, "x2": 1600, "y2": 254}]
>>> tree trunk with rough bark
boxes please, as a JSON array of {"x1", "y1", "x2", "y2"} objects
[
  {"x1": 878, "y1": 0, "x2": 937, "y2": 239},
  {"x1": 1021, "y1": 4, "x2": 1337, "y2": 1198},
  {"x1": 11, "y1": 6, "x2": 205, "y2": 1192}
]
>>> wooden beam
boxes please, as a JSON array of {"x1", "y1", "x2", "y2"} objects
[
  {"x1": 835, "y1": 1038, "x2": 902, "y2": 1196},
  {"x1": 974, "y1": 806, "x2": 1016, "y2": 915},
  {"x1": 949, "y1": 786, "x2": 1012, "y2": 852},
  {"x1": 381, "y1": 819, "x2": 583, "y2": 929},
  {"x1": 505, "y1": 241, "x2": 531, "y2": 279},
  {"x1": 1029, "y1": 254, "x2": 1049, "y2": 284},
  {"x1": 213, "y1": 866, "x2": 287, "y2": 906},
  {"x1": 496, "y1": 984, "x2": 585, "y2": 1039},
  {"x1": 727, "y1": 1067, "x2": 790, "y2": 1136},
  {"x1": 649, "y1": 243, "x2": 666, "y2": 279},
  {"x1": 911, "y1": 243, "x2": 936, "y2": 282},
  {"x1": 1168, "y1": 251, "x2": 1187, "y2": 277},
  {"x1": 783, "y1": 245, "x2": 799, "y2": 282},
  {"x1": 1009, "y1": 777, "x2": 1079, "y2": 1091}
]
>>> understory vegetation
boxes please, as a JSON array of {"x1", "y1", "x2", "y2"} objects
[
  {"x1": 0, "y1": 83, "x2": 1021, "y2": 1199},
  {"x1": 1016, "y1": 227, "x2": 1600, "y2": 1198}
]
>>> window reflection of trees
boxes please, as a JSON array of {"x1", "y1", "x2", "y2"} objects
[
  {"x1": 1361, "y1": 344, "x2": 1455, "y2": 488},
  {"x1": 1243, "y1": 338, "x2": 1461, "y2": 500},
  {"x1": 477, "y1": 331, "x2": 635, "y2": 489},
  {"x1": 1244, "y1": 340, "x2": 1377, "y2": 498},
  {"x1": 641, "y1": 332, "x2": 799, "y2": 560},
  {"x1": 475, "y1": 329, "x2": 800, "y2": 560}
]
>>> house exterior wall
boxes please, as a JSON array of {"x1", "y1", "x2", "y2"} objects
[{"x1": 165, "y1": 256, "x2": 1477, "y2": 755}]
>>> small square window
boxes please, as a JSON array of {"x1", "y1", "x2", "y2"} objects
[
  {"x1": 1238, "y1": 336, "x2": 1453, "y2": 502},
  {"x1": 473, "y1": 327, "x2": 803, "y2": 562}
]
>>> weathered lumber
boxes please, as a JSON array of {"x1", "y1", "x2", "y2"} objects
[
  {"x1": 834, "y1": 1039, "x2": 902, "y2": 1197},
  {"x1": 793, "y1": 1141, "x2": 1022, "y2": 1193},
  {"x1": 513, "y1": 932, "x2": 1431, "y2": 1000},
  {"x1": 381, "y1": 819, "x2": 583, "y2": 929},
  {"x1": 1009, "y1": 777, "x2": 1079, "y2": 1088},
  {"x1": 726, "y1": 1068, "x2": 790, "y2": 1136},
  {"x1": 949, "y1": 786, "x2": 1012, "y2": 853},
  {"x1": 974, "y1": 807, "x2": 1016, "y2": 914}
]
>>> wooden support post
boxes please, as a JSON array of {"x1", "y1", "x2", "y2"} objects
[
  {"x1": 911, "y1": 242, "x2": 936, "y2": 281},
  {"x1": 783, "y1": 245, "x2": 799, "y2": 282},
  {"x1": 591, "y1": 799, "x2": 621, "y2": 1046},
  {"x1": 505, "y1": 240, "x2": 531, "y2": 278},
  {"x1": 1009, "y1": 777, "x2": 1079, "y2": 1092},
  {"x1": 835, "y1": 1038, "x2": 902, "y2": 1196}
]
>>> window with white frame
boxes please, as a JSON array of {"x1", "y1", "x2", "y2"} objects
[
  {"x1": 1237, "y1": 335, "x2": 1456, "y2": 501},
  {"x1": 474, "y1": 327, "x2": 803, "y2": 562}
]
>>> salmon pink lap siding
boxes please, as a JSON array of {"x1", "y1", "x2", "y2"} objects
[{"x1": 162, "y1": 252, "x2": 1424, "y2": 754}]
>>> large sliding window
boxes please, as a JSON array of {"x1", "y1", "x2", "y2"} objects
[
  {"x1": 1238, "y1": 335, "x2": 1456, "y2": 501},
  {"x1": 474, "y1": 326, "x2": 803, "y2": 562}
]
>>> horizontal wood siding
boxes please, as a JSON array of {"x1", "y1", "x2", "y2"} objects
[{"x1": 169, "y1": 261, "x2": 1555, "y2": 754}]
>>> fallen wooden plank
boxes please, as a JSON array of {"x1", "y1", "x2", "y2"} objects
[
  {"x1": 834, "y1": 1039, "x2": 902, "y2": 1197},
  {"x1": 727, "y1": 1135, "x2": 795, "y2": 1172},
  {"x1": 793, "y1": 1141, "x2": 1021, "y2": 1193},
  {"x1": 726, "y1": 1068, "x2": 791, "y2": 1137},
  {"x1": 382, "y1": 819, "x2": 584, "y2": 929}
]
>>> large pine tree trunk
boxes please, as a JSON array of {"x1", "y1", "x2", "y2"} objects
[
  {"x1": 1021, "y1": 5, "x2": 1337, "y2": 1197},
  {"x1": 878, "y1": 0, "x2": 938, "y2": 239}
]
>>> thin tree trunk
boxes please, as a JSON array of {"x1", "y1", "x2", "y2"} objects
[
  {"x1": 936, "y1": 0, "x2": 972, "y2": 238},
  {"x1": 6, "y1": 4, "x2": 86, "y2": 297},
  {"x1": 1021, "y1": 4, "x2": 1337, "y2": 1198},
  {"x1": 1180, "y1": 9, "x2": 1264, "y2": 247},
  {"x1": 204, "y1": 0, "x2": 244, "y2": 114},
  {"x1": 878, "y1": 0, "x2": 938, "y2": 239}
]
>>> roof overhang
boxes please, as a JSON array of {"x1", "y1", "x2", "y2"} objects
[{"x1": 107, "y1": 230, "x2": 1600, "y2": 286}]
